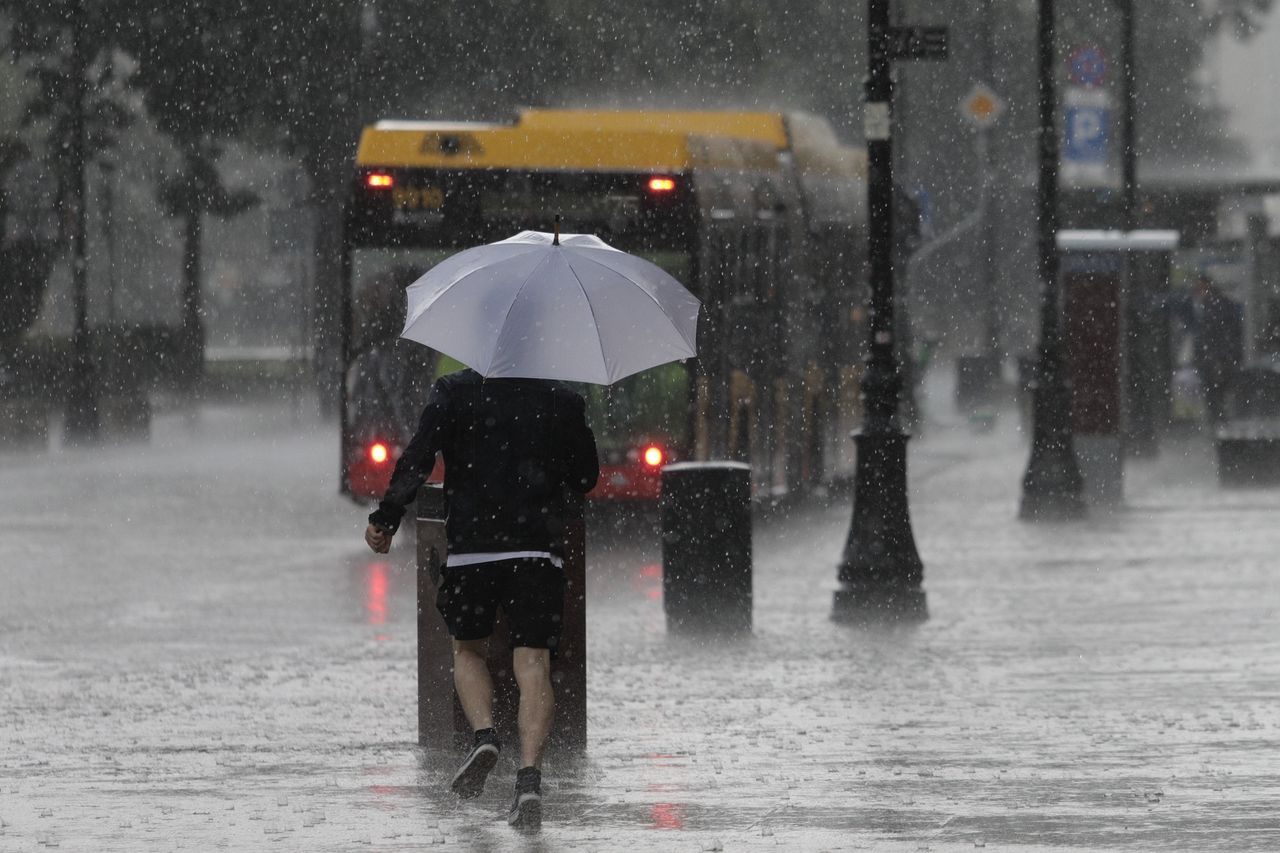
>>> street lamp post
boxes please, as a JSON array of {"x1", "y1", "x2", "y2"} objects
[
  {"x1": 1019, "y1": 0, "x2": 1085, "y2": 520},
  {"x1": 833, "y1": 0, "x2": 926, "y2": 620},
  {"x1": 979, "y1": 0, "x2": 1001, "y2": 369},
  {"x1": 63, "y1": 0, "x2": 100, "y2": 444}
]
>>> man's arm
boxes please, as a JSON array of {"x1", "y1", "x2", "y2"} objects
[
  {"x1": 563, "y1": 393, "x2": 600, "y2": 494},
  {"x1": 367, "y1": 378, "x2": 451, "y2": 537}
]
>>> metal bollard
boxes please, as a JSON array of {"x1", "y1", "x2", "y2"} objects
[
  {"x1": 415, "y1": 486, "x2": 587, "y2": 753},
  {"x1": 549, "y1": 492, "x2": 587, "y2": 750},
  {"x1": 415, "y1": 484, "x2": 456, "y2": 749},
  {"x1": 660, "y1": 462, "x2": 752, "y2": 635}
]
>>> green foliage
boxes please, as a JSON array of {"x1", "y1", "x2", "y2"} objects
[
  {"x1": 1, "y1": 2, "x2": 267, "y2": 217},
  {"x1": 585, "y1": 362, "x2": 689, "y2": 446},
  {"x1": 1130, "y1": 0, "x2": 1272, "y2": 161},
  {"x1": 6, "y1": 18, "x2": 135, "y2": 172}
]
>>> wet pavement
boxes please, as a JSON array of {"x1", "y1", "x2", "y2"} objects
[{"x1": 1, "y1": 387, "x2": 1278, "y2": 852}]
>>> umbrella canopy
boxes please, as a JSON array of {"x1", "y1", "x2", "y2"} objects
[{"x1": 400, "y1": 230, "x2": 700, "y2": 385}]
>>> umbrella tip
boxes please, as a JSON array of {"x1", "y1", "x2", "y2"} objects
[{"x1": 553, "y1": 214, "x2": 560, "y2": 246}]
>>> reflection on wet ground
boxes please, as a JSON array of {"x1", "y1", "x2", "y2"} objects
[{"x1": 1, "y1": 401, "x2": 1278, "y2": 850}]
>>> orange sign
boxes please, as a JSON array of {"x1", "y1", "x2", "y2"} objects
[{"x1": 961, "y1": 84, "x2": 1005, "y2": 129}]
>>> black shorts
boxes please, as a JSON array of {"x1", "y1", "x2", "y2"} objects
[{"x1": 435, "y1": 558, "x2": 566, "y2": 651}]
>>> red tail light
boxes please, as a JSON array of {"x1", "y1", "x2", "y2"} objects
[
  {"x1": 643, "y1": 445, "x2": 664, "y2": 468},
  {"x1": 647, "y1": 177, "x2": 676, "y2": 192},
  {"x1": 369, "y1": 442, "x2": 390, "y2": 464},
  {"x1": 366, "y1": 172, "x2": 394, "y2": 189}
]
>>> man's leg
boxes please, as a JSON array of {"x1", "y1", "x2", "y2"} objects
[
  {"x1": 512, "y1": 646, "x2": 554, "y2": 769},
  {"x1": 453, "y1": 638, "x2": 494, "y2": 730},
  {"x1": 503, "y1": 559, "x2": 564, "y2": 830},
  {"x1": 449, "y1": 638, "x2": 500, "y2": 799},
  {"x1": 509, "y1": 645, "x2": 552, "y2": 830}
]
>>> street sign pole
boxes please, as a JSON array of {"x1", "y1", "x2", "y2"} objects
[
  {"x1": 1115, "y1": 0, "x2": 1160, "y2": 458},
  {"x1": 63, "y1": 0, "x2": 100, "y2": 445},
  {"x1": 1118, "y1": 4, "x2": 1137, "y2": 225},
  {"x1": 1019, "y1": 0, "x2": 1085, "y2": 520},
  {"x1": 834, "y1": 0, "x2": 944, "y2": 621},
  {"x1": 979, "y1": 0, "x2": 1001, "y2": 374}
]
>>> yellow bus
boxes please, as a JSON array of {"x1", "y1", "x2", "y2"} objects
[{"x1": 339, "y1": 109, "x2": 868, "y2": 502}]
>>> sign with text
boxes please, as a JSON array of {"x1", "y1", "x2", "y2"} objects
[{"x1": 889, "y1": 26, "x2": 948, "y2": 61}]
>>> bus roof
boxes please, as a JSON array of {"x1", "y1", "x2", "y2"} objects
[
  {"x1": 356, "y1": 117, "x2": 786, "y2": 173},
  {"x1": 519, "y1": 109, "x2": 866, "y2": 178},
  {"x1": 516, "y1": 109, "x2": 791, "y2": 151}
]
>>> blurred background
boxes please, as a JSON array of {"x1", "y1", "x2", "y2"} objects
[{"x1": 1, "y1": 1, "x2": 1278, "y2": 438}]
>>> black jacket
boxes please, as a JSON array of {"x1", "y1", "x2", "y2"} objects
[{"x1": 368, "y1": 369, "x2": 599, "y2": 556}]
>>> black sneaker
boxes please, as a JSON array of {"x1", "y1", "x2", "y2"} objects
[
  {"x1": 450, "y1": 731, "x2": 500, "y2": 800},
  {"x1": 507, "y1": 766, "x2": 542, "y2": 831}
]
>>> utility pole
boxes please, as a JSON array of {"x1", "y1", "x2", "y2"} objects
[
  {"x1": 1115, "y1": 0, "x2": 1159, "y2": 458},
  {"x1": 63, "y1": 0, "x2": 100, "y2": 444},
  {"x1": 1019, "y1": 0, "x2": 1085, "y2": 520},
  {"x1": 833, "y1": 0, "x2": 945, "y2": 620},
  {"x1": 1119, "y1": 1, "x2": 1136, "y2": 230},
  {"x1": 979, "y1": 0, "x2": 1000, "y2": 367}
]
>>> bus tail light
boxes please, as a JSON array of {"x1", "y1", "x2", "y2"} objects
[
  {"x1": 647, "y1": 177, "x2": 676, "y2": 193},
  {"x1": 366, "y1": 172, "x2": 394, "y2": 189}
]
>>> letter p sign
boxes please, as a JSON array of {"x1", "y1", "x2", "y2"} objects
[{"x1": 1064, "y1": 105, "x2": 1110, "y2": 165}]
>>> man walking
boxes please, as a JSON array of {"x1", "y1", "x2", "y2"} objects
[{"x1": 364, "y1": 368, "x2": 598, "y2": 831}]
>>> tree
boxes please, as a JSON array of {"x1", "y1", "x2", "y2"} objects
[
  {"x1": 3, "y1": 0, "x2": 259, "y2": 386},
  {"x1": 197, "y1": 0, "x2": 575, "y2": 400},
  {"x1": 112, "y1": 2, "x2": 260, "y2": 385},
  {"x1": 0, "y1": 26, "x2": 55, "y2": 344},
  {"x1": 2, "y1": 6, "x2": 129, "y2": 345},
  {"x1": 1132, "y1": 0, "x2": 1273, "y2": 165}
]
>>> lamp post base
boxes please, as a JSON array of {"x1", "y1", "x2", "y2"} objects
[
  {"x1": 832, "y1": 430, "x2": 927, "y2": 622},
  {"x1": 1019, "y1": 440, "x2": 1086, "y2": 520},
  {"x1": 1019, "y1": 365, "x2": 1086, "y2": 521},
  {"x1": 832, "y1": 583, "x2": 928, "y2": 622}
]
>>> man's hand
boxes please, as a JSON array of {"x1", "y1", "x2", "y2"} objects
[{"x1": 365, "y1": 523, "x2": 393, "y2": 554}]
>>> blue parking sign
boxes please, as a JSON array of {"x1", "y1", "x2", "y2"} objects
[{"x1": 1064, "y1": 104, "x2": 1110, "y2": 165}]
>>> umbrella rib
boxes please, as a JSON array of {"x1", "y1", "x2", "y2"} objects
[
  {"x1": 562, "y1": 256, "x2": 611, "y2": 382},
  {"x1": 486, "y1": 251, "x2": 556, "y2": 376}
]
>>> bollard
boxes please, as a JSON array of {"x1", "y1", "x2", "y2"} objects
[
  {"x1": 415, "y1": 486, "x2": 587, "y2": 753},
  {"x1": 549, "y1": 492, "x2": 587, "y2": 750},
  {"x1": 415, "y1": 484, "x2": 456, "y2": 748},
  {"x1": 660, "y1": 462, "x2": 752, "y2": 635}
]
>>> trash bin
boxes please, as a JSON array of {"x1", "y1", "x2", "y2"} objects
[{"x1": 659, "y1": 462, "x2": 752, "y2": 635}]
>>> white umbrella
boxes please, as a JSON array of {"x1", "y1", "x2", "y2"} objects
[{"x1": 400, "y1": 229, "x2": 700, "y2": 385}]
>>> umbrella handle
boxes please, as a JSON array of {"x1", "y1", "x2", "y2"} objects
[{"x1": 554, "y1": 214, "x2": 560, "y2": 246}]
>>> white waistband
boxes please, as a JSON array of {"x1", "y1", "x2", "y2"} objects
[{"x1": 446, "y1": 551, "x2": 563, "y2": 569}]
